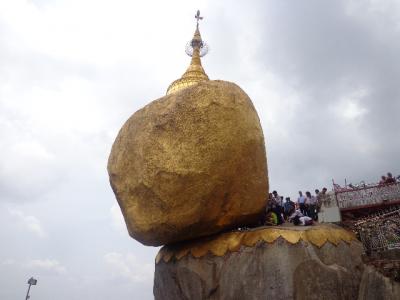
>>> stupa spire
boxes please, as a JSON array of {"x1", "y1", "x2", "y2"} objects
[{"x1": 166, "y1": 10, "x2": 210, "y2": 95}]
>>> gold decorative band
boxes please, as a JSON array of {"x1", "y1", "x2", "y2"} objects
[{"x1": 156, "y1": 225, "x2": 357, "y2": 263}]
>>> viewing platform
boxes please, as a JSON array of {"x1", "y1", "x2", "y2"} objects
[{"x1": 335, "y1": 182, "x2": 400, "y2": 212}]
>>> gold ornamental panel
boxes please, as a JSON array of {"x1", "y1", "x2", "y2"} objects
[{"x1": 156, "y1": 225, "x2": 357, "y2": 264}]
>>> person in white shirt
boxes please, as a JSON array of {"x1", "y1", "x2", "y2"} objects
[
  {"x1": 296, "y1": 216, "x2": 313, "y2": 226},
  {"x1": 305, "y1": 191, "x2": 317, "y2": 220},
  {"x1": 289, "y1": 209, "x2": 303, "y2": 222},
  {"x1": 297, "y1": 191, "x2": 306, "y2": 215}
]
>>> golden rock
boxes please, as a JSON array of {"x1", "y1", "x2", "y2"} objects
[{"x1": 107, "y1": 80, "x2": 269, "y2": 246}]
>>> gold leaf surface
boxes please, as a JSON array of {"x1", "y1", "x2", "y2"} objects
[{"x1": 156, "y1": 224, "x2": 357, "y2": 264}]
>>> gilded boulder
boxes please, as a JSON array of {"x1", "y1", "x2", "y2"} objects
[{"x1": 107, "y1": 80, "x2": 268, "y2": 246}]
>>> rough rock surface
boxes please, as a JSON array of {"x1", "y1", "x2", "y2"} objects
[
  {"x1": 358, "y1": 265, "x2": 400, "y2": 300},
  {"x1": 154, "y1": 231, "x2": 364, "y2": 300},
  {"x1": 108, "y1": 80, "x2": 268, "y2": 246}
]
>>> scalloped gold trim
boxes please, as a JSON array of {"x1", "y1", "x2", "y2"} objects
[{"x1": 156, "y1": 225, "x2": 357, "y2": 264}]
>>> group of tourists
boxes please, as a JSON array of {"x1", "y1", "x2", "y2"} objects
[
  {"x1": 263, "y1": 171, "x2": 400, "y2": 227},
  {"x1": 265, "y1": 188, "x2": 328, "y2": 226}
]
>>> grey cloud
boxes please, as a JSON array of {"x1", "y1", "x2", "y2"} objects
[
  {"x1": 237, "y1": 0, "x2": 400, "y2": 195},
  {"x1": 1, "y1": 1, "x2": 400, "y2": 299}
]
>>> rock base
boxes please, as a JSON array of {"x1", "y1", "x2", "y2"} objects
[
  {"x1": 358, "y1": 265, "x2": 400, "y2": 300},
  {"x1": 154, "y1": 225, "x2": 365, "y2": 300}
]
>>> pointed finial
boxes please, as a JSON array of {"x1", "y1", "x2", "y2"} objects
[
  {"x1": 185, "y1": 10, "x2": 208, "y2": 58},
  {"x1": 166, "y1": 11, "x2": 210, "y2": 95}
]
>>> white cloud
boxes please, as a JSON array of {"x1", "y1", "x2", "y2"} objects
[
  {"x1": 0, "y1": 1, "x2": 400, "y2": 299},
  {"x1": 1, "y1": 259, "x2": 16, "y2": 266},
  {"x1": 1, "y1": 258, "x2": 66, "y2": 274},
  {"x1": 8, "y1": 208, "x2": 46, "y2": 238},
  {"x1": 342, "y1": 101, "x2": 368, "y2": 120},
  {"x1": 28, "y1": 259, "x2": 66, "y2": 274},
  {"x1": 333, "y1": 89, "x2": 368, "y2": 121},
  {"x1": 104, "y1": 252, "x2": 153, "y2": 283}
]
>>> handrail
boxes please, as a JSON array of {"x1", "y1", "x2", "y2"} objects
[
  {"x1": 333, "y1": 181, "x2": 400, "y2": 209},
  {"x1": 334, "y1": 181, "x2": 398, "y2": 194},
  {"x1": 355, "y1": 208, "x2": 400, "y2": 253}
]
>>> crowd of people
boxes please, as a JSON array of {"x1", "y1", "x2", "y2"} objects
[
  {"x1": 336, "y1": 171, "x2": 399, "y2": 190},
  {"x1": 265, "y1": 188, "x2": 329, "y2": 227},
  {"x1": 262, "y1": 171, "x2": 399, "y2": 227}
]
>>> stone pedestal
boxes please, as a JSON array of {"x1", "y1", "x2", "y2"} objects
[
  {"x1": 154, "y1": 224, "x2": 365, "y2": 300},
  {"x1": 358, "y1": 265, "x2": 400, "y2": 300}
]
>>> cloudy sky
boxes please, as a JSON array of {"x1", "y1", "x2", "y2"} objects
[{"x1": 1, "y1": 0, "x2": 400, "y2": 299}]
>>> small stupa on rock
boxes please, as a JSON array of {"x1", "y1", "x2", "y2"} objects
[{"x1": 166, "y1": 11, "x2": 209, "y2": 95}]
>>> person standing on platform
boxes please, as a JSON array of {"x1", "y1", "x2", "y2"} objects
[
  {"x1": 297, "y1": 191, "x2": 306, "y2": 216},
  {"x1": 283, "y1": 197, "x2": 295, "y2": 220},
  {"x1": 304, "y1": 191, "x2": 310, "y2": 217},
  {"x1": 315, "y1": 189, "x2": 321, "y2": 215},
  {"x1": 379, "y1": 175, "x2": 387, "y2": 185},
  {"x1": 305, "y1": 191, "x2": 316, "y2": 219},
  {"x1": 386, "y1": 172, "x2": 396, "y2": 184},
  {"x1": 271, "y1": 191, "x2": 284, "y2": 225}
]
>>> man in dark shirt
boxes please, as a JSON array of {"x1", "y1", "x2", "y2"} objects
[{"x1": 283, "y1": 197, "x2": 295, "y2": 220}]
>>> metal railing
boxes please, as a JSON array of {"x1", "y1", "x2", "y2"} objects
[
  {"x1": 355, "y1": 208, "x2": 400, "y2": 254},
  {"x1": 334, "y1": 182, "x2": 400, "y2": 209}
]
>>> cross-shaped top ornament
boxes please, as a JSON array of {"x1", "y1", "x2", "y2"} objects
[{"x1": 195, "y1": 10, "x2": 203, "y2": 24}]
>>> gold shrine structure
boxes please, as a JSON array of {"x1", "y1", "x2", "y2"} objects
[{"x1": 166, "y1": 10, "x2": 210, "y2": 95}]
